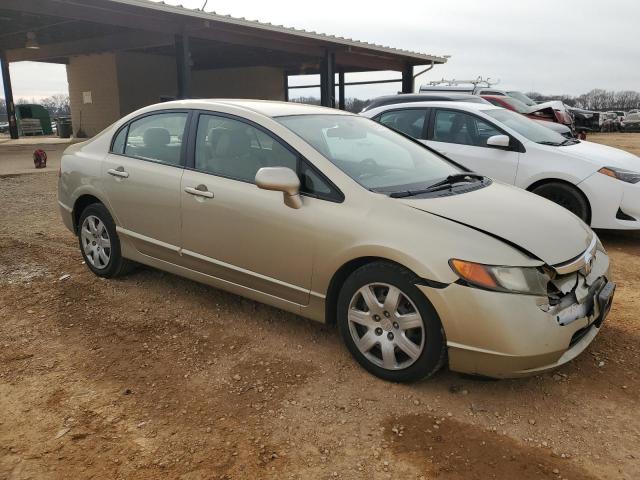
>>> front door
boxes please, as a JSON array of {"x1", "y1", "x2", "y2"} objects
[
  {"x1": 101, "y1": 110, "x2": 188, "y2": 261},
  {"x1": 424, "y1": 108, "x2": 520, "y2": 184},
  {"x1": 179, "y1": 112, "x2": 324, "y2": 305}
]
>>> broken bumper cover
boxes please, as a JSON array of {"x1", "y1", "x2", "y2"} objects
[{"x1": 418, "y1": 250, "x2": 612, "y2": 378}]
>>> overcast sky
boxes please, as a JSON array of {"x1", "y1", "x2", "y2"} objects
[{"x1": 2, "y1": 0, "x2": 639, "y2": 100}]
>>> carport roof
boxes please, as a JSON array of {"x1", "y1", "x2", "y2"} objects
[{"x1": 0, "y1": 0, "x2": 448, "y2": 73}]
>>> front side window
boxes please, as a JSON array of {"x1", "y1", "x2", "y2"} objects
[
  {"x1": 195, "y1": 114, "x2": 297, "y2": 183},
  {"x1": 432, "y1": 110, "x2": 502, "y2": 147},
  {"x1": 377, "y1": 109, "x2": 427, "y2": 139},
  {"x1": 124, "y1": 112, "x2": 188, "y2": 166},
  {"x1": 276, "y1": 114, "x2": 460, "y2": 192},
  {"x1": 195, "y1": 114, "x2": 339, "y2": 200}
]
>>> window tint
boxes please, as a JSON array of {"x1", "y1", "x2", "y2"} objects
[
  {"x1": 124, "y1": 112, "x2": 187, "y2": 165},
  {"x1": 378, "y1": 109, "x2": 427, "y2": 139},
  {"x1": 195, "y1": 114, "x2": 298, "y2": 183},
  {"x1": 432, "y1": 110, "x2": 502, "y2": 147},
  {"x1": 111, "y1": 126, "x2": 127, "y2": 154}
]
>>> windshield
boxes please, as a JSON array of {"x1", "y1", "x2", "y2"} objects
[
  {"x1": 276, "y1": 115, "x2": 460, "y2": 191},
  {"x1": 484, "y1": 108, "x2": 567, "y2": 145},
  {"x1": 492, "y1": 96, "x2": 530, "y2": 114},
  {"x1": 507, "y1": 91, "x2": 536, "y2": 106}
]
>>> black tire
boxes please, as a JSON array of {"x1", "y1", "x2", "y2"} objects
[
  {"x1": 77, "y1": 203, "x2": 134, "y2": 278},
  {"x1": 531, "y1": 182, "x2": 590, "y2": 224},
  {"x1": 337, "y1": 261, "x2": 446, "y2": 383}
]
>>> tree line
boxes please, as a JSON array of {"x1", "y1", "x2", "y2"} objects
[
  {"x1": 526, "y1": 89, "x2": 640, "y2": 111},
  {"x1": 0, "y1": 94, "x2": 70, "y2": 120},
  {"x1": 293, "y1": 89, "x2": 640, "y2": 113}
]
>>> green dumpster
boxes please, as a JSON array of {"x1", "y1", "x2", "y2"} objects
[{"x1": 56, "y1": 116, "x2": 73, "y2": 138}]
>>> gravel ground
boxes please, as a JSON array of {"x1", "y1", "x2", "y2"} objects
[{"x1": 1, "y1": 134, "x2": 639, "y2": 479}]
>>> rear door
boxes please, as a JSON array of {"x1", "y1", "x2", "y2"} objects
[
  {"x1": 423, "y1": 108, "x2": 520, "y2": 183},
  {"x1": 101, "y1": 110, "x2": 189, "y2": 262}
]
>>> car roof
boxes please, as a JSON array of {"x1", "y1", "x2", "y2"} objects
[
  {"x1": 140, "y1": 99, "x2": 353, "y2": 118},
  {"x1": 361, "y1": 93, "x2": 488, "y2": 112},
  {"x1": 367, "y1": 100, "x2": 498, "y2": 114}
]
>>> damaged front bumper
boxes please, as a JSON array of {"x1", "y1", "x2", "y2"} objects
[{"x1": 417, "y1": 243, "x2": 613, "y2": 378}]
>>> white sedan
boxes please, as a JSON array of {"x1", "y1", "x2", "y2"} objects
[{"x1": 362, "y1": 101, "x2": 640, "y2": 229}]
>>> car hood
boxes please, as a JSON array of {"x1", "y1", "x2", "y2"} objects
[
  {"x1": 551, "y1": 140, "x2": 640, "y2": 171},
  {"x1": 399, "y1": 182, "x2": 593, "y2": 266},
  {"x1": 532, "y1": 100, "x2": 566, "y2": 112}
]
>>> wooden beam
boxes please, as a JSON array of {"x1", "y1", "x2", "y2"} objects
[{"x1": 5, "y1": 31, "x2": 174, "y2": 62}]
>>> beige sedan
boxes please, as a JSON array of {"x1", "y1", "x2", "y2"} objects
[{"x1": 58, "y1": 100, "x2": 615, "y2": 382}]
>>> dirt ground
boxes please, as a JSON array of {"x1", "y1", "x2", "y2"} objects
[{"x1": 1, "y1": 134, "x2": 639, "y2": 480}]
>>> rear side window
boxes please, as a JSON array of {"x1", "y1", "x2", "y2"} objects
[
  {"x1": 377, "y1": 109, "x2": 427, "y2": 139},
  {"x1": 111, "y1": 126, "x2": 127, "y2": 154},
  {"x1": 122, "y1": 112, "x2": 188, "y2": 166}
]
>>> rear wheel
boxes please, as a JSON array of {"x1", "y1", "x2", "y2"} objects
[
  {"x1": 337, "y1": 261, "x2": 446, "y2": 382},
  {"x1": 531, "y1": 182, "x2": 590, "y2": 224},
  {"x1": 78, "y1": 203, "x2": 133, "y2": 278}
]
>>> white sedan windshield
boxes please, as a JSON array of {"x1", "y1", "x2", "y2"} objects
[
  {"x1": 277, "y1": 115, "x2": 460, "y2": 191},
  {"x1": 484, "y1": 108, "x2": 568, "y2": 145}
]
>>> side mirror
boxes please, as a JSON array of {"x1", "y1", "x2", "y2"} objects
[
  {"x1": 255, "y1": 167, "x2": 302, "y2": 209},
  {"x1": 486, "y1": 134, "x2": 511, "y2": 149}
]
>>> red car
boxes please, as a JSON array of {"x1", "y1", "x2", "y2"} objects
[{"x1": 482, "y1": 95, "x2": 575, "y2": 138}]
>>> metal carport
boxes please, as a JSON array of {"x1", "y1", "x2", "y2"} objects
[{"x1": 0, "y1": 0, "x2": 447, "y2": 138}]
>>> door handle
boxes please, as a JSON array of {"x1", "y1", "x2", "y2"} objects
[
  {"x1": 184, "y1": 185, "x2": 214, "y2": 198},
  {"x1": 107, "y1": 167, "x2": 129, "y2": 178}
]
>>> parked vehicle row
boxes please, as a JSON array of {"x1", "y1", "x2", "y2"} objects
[
  {"x1": 419, "y1": 83, "x2": 575, "y2": 132},
  {"x1": 59, "y1": 99, "x2": 618, "y2": 382},
  {"x1": 362, "y1": 99, "x2": 640, "y2": 229}
]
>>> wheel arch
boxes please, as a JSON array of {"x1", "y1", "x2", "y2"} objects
[
  {"x1": 324, "y1": 256, "x2": 423, "y2": 326},
  {"x1": 526, "y1": 178, "x2": 592, "y2": 225},
  {"x1": 73, "y1": 194, "x2": 104, "y2": 234}
]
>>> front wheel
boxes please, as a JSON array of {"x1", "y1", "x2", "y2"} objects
[
  {"x1": 531, "y1": 182, "x2": 590, "y2": 224},
  {"x1": 337, "y1": 261, "x2": 446, "y2": 382}
]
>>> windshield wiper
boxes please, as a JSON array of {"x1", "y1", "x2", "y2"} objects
[
  {"x1": 560, "y1": 138, "x2": 579, "y2": 146},
  {"x1": 389, "y1": 173, "x2": 485, "y2": 198},
  {"x1": 537, "y1": 140, "x2": 563, "y2": 146}
]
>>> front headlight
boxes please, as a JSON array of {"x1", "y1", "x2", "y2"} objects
[
  {"x1": 598, "y1": 166, "x2": 640, "y2": 184},
  {"x1": 449, "y1": 259, "x2": 550, "y2": 296}
]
